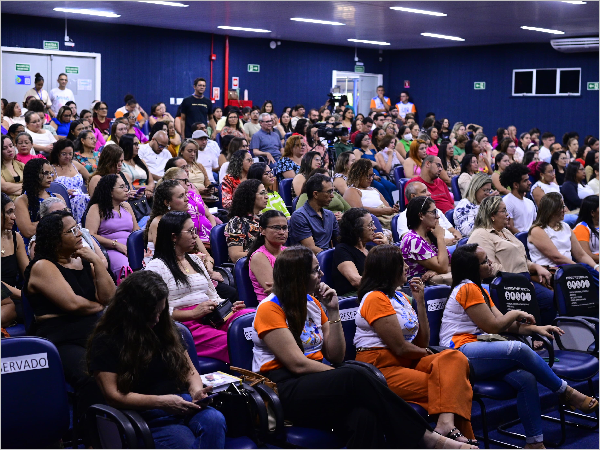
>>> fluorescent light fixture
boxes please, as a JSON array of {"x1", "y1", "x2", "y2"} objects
[
  {"x1": 421, "y1": 33, "x2": 464, "y2": 41},
  {"x1": 138, "y1": 1, "x2": 189, "y2": 7},
  {"x1": 348, "y1": 38, "x2": 390, "y2": 46},
  {"x1": 390, "y1": 6, "x2": 446, "y2": 16},
  {"x1": 290, "y1": 18, "x2": 345, "y2": 26},
  {"x1": 218, "y1": 26, "x2": 271, "y2": 33},
  {"x1": 520, "y1": 26, "x2": 565, "y2": 35},
  {"x1": 53, "y1": 7, "x2": 120, "y2": 18},
  {"x1": 562, "y1": 1, "x2": 586, "y2": 4}
]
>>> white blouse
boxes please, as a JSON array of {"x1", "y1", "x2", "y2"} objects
[
  {"x1": 528, "y1": 222, "x2": 572, "y2": 266},
  {"x1": 145, "y1": 254, "x2": 221, "y2": 314}
]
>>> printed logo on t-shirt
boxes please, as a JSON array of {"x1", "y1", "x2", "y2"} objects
[{"x1": 300, "y1": 317, "x2": 323, "y2": 354}]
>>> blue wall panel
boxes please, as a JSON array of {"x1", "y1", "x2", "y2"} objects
[
  {"x1": 2, "y1": 13, "x2": 597, "y2": 139},
  {"x1": 385, "y1": 43, "x2": 599, "y2": 139}
]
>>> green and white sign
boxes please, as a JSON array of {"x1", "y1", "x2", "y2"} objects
[
  {"x1": 247, "y1": 64, "x2": 260, "y2": 73},
  {"x1": 15, "y1": 64, "x2": 30, "y2": 72},
  {"x1": 474, "y1": 82, "x2": 486, "y2": 90},
  {"x1": 65, "y1": 66, "x2": 79, "y2": 74},
  {"x1": 354, "y1": 65, "x2": 365, "y2": 73},
  {"x1": 43, "y1": 40, "x2": 59, "y2": 50},
  {"x1": 587, "y1": 82, "x2": 599, "y2": 91}
]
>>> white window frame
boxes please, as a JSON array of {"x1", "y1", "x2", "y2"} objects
[{"x1": 512, "y1": 67, "x2": 581, "y2": 97}]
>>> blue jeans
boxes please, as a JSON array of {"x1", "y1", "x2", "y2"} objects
[
  {"x1": 141, "y1": 394, "x2": 227, "y2": 449},
  {"x1": 459, "y1": 341, "x2": 567, "y2": 443},
  {"x1": 372, "y1": 178, "x2": 397, "y2": 206}
]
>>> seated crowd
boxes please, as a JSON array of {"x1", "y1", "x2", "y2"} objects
[{"x1": 1, "y1": 89, "x2": 599, "y2": 450}]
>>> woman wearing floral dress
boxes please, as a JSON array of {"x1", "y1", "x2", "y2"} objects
[{"x1": 74, "y1": 130, "x2": 100, "y2": 175}]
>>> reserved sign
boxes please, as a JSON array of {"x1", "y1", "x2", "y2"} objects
[{"x1": 1, "y1": 352, "x2": 49, "y2": 374}]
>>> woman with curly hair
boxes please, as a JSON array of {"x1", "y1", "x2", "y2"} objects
[
  {"x1": 146, "y1": 212, "x2": 250, "y2": 363},
  {"x1": 85, "y1": 174, "x2": 139, "y2": 277},
  {"x1": 14, "y1": 158, "x2": 64, "y2": 239},
  {"x1": 87, "y1": 144, "x2": 132, "y2": 197},
  {"x1": 224, "y1": 179, "x2": 269, "y2": 263},
  {"x1": 87, "y1": 270, "x2": 227, "y2": 448},
  {"x1": 221, "y1": 149, "x2": 252, "y2": 209},
  {"x1": 49, "y1": 139, "x2": 90, "y2": 223},
  {"x1": 24, "y1": 210, "x2": 114, "y2": 426}
]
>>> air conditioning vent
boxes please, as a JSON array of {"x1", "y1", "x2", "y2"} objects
[{"x1": 551, "y1": 37, "x2": 599, "y2": 53}]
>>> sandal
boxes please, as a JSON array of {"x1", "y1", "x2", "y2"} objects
[
  {"x1": 561, "y1": 386, "x2": 599, "y2": 413},
  {"x1": 446, "y1": 427, "x2": 479, "y2": 447},
  {"x1": 434, "y1": 433, "x2": 478, "y2": 449}
]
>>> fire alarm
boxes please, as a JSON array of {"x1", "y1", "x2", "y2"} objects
[{"x1": 210, "y1": 54, "x2": 217, "y2": 61}]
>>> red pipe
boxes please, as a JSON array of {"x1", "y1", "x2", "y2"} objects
[
  {"x1": 224, "y1": 35, "x2": 229, "y2": 108},
  {"x1": 210, "y1": 34, "x2": 214, "y2": 100}
]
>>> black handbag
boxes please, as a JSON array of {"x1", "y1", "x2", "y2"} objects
[
  {"x1": 128, "y1": 195, "x2": 151, "y2": 222},
  {"x1": 201, "y1": 299, "x2": 234, "y2": 328}
]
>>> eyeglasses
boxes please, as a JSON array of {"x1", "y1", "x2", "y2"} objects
[
  {"x1": 180, "y1": 227, "x2": 198, "y2": 236},
  {"x1": 480, "y1": 257, "x2": 491, "y2": 266},
  {"x1": 175, "y1": 178, "x2": 190, "y2": 184},
  {"x1": 157, "y1": 144, "x2": 167, "y2": 151},
  {"x1": 113, "y1": 184, "x2": 130, "y2": 191},
  {"x1": 366, "y1": 221, "x2": 376, "y2": 229},
  {"x1": 320, "y1": 189, "x2": 334, "y2": 195},
  {"x1": 367, "y1": 173, "x2": 375, "y2": 179},
  {"x1": 266, "y1": 225, "x2": 288, "y2": 231},
  {"x1": 63, "y1": 224, "x2": 82, "y2": 237},
  {"x1": 264, "y1": 170, "x2": 274, "y2": 176},
  {"x1": 261, "y1": 120, "x2": 273, "y2": 123},
  {"x1": 60, "y1": 152, "x2": 73, "y2": 157},
  {"x1": 133, "y1": 142, "x2": 140, "y2": 146},
  {"x1": 258, "y1": 190, "x2": 268, "y2": 196},
  {"x1": 497, "y1": 208, "x2": 508, "y2": 214},
  {"x1": 244, "y1": 158, "x2": 254, "y2": 163},
  {"x1": 40, "y1": 170, "x2": 54, "y2": 178},
  {"x1": 241, "y1": 144, "x2": 249, "y2": 149},
  {"x1": 424, "y1": 210, "x2": 439, "y2": 218},
  {"x1": 311, "y1": 264, "x2": 322, "y2": 275}
]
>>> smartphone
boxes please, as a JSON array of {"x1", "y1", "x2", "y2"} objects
[
  {"x1": 196, "y1": 393, "x2": 218, "y2": 406},
  {"x1": 135, "y1": 187, "x2": 146, "y2": 195}
]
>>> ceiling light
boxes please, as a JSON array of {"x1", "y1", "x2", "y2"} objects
[
  {"x1": 218, "y1": 26, "x2": 271, "y2": 33},
  {"x1": 290, "y1": 18, "x2": 345, "y2": 26},
  {"x1": 421, "y1": 33, "x2": 464, "y2": 41},
  {"x1": 348, "y1": 38, "x2": 390, "y2": 46},
  {"x1": 390, "y1": 6, "x2": 446, "y2": 17},
  {"x1": 520, "y1": 26, "x2": 565, "y2": 35},
  {"x1": 562, "y1": 1, "x2": 586, "y2": 4},
  {"x1": 53, "y1": 7, "x2": 120, "y2": 18},
  {"x1": 138, "y1": 1, "x2": 189, "y2": 7}
]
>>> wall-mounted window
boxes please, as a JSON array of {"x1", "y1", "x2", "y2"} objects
[{"x1": 512, "y1": 68, "x2": 581, "y2": 96}]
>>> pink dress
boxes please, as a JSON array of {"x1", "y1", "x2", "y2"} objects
[
  {"x1": 426, "y1": 144, "x2": 439, "y2": 156},
  {"x1": 249, "y1": 245, "x2": 286, "y2": 302},
  {"x1": 94, "y1": 128, "x2": 106, "y2": 152},
  {"x1": 187, "y1": 189, "x2": 212, "y2": 242}
]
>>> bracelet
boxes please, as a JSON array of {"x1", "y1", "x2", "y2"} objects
[
  {"x1": 594, "y1": 264, "x2": 599, "y2": 271},
  {"x1": 329, "y1": 318, "x2": 341, "y2": 325},
  {"x1": 112, "y1": 239, "x2": 117, "y2": 248}
]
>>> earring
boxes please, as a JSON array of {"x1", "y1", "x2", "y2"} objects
[{"x1": 167, "y1": 205, "x2": 171, "y2": 211}]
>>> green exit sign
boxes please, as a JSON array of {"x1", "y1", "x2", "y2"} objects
[
  {"x1": 65, "y1": 66, "x2": 79, "y2": 74},
  {"x1": 587, "y1": 82, "x2": 599, "y2": 91},
  {"x1": 43, "y1": 40, "x2": 59, "y2": 50},
  {"x1": 247, "y1": 64, "x2": 260, "y2": 73},
  {"x1": 15, "y1": 64, "x2": 30, "y2": 72},
  {"x1": 474, "y1": 82, "x2": 486, "y2": 90},
  {"x1": 354, "y1": 65, "x2": 365, "y2": 73}
]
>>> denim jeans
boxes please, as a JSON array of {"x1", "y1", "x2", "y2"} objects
[
  {"x1": 141, "y1": 394, "x2": 227, "y2": 449},
  {"x1": 459, "y1": 340, "x2": 567, "y2": 443},
  {"x1": 372, "y1": 178, "x2": 397, "y2": 206}
]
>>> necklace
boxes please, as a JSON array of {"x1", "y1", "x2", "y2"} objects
[{"x1": 178, "y1": 258, "x2": 190, "y2": 273}]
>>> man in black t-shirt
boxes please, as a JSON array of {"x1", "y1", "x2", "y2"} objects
[{"x1": 180, "y1": 77, "x2": 213, "y2": 140}]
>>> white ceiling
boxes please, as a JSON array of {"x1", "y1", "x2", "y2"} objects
[{"x1": 1, "y1": 1, "x2": 598, "y2": 50}]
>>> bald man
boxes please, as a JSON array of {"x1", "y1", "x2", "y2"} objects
[{"x1": 138, "y1": 130, "x2": 172, "y2": 180}]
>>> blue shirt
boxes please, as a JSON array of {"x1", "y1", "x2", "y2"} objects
[
  {"x1": 250, "y1": 128, "x2": 282, "y2": 161},
  {"x1": 289, "y1": 201, "x2": 339, "y2": 250}
]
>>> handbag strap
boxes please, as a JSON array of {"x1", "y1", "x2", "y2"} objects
[{"x1": 230, "y1": 366, "x2": 278, "y2": 394}]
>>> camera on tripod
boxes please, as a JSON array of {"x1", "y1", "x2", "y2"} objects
[{"x1": 314, "y1": 122, "x2": 347, "y2": 143}]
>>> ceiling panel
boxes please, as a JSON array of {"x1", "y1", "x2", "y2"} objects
[{"x1": 1, "y1": 1, "x2": 598, "y2": 50}]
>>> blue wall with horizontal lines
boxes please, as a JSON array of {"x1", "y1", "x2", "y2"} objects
[{"x1": 2, "y1": 13, "x2": 597, "y2": 140}]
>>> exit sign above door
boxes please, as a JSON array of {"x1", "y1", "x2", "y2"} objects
[{"x1": 474, "y1": 82, "x2": 486, "y2": 90}]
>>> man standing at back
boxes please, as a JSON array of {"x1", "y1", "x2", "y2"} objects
[
  {"x1": 49, "y1": 73, "x2": 75, "y2": 116},
  {"x1": 395, "y1": 91, "x2": 416, "y2": 122},
  {"x1": 250, "y1": 113, "x2": 283, "y2": 165},
  {"x1": 405, "y1": 155, "x2": 454, "y2": 213},
  {"x1": 180, "y1": 77, "x2": 212, "y2": 140},
  {"x1": 370, "y1": 85, "x2": 391, "y2": 114}
]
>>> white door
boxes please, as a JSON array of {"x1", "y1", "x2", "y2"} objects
[
  {"x1": 357, "y1": 75, "x2": 380, "y2": 118},
  {"x1": 332, "y1": 71, "x2": 383, "y2": 118},
  {"x1": 1, "y1": 47, "x2": 101, "y2": 112}
]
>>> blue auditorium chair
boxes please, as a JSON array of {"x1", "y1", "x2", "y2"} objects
[
  {"x1": 49, "y1": 181, "x2": 73, "y2": 211},
  {"x1": 393, "y1": 166, "x2": 405, "y2": 188},
  {"x1": 391, "y1": 214, "x2": 400, "y2": 243},
  {"x1": 126, "y1": 229, "x2": 145, "y2": 271},
  {"x1": 234, "y1": 257, "x2": 259, "y2": 308},
  {"x1": 175, "y1": 321, "x2": 229, "y2": 375},
  {"x1": 398, "y1": 178, "x2": 411, "y2": 211},
  {"x1": 456, "y1": 236, "x2": 469, "y2": 248},
  {"x1": 278, "y1": 178, "x2": 293, "y2": 210},
  {"x1": 445, "y1": 209, "x2": 455, "y2": 227},
  {"x1": 316, "y1": 248, "x2": 335, "y2": 287},
  {"x1": 515, "y1": 231, "x2": 530, "y2": 259},
  {"x1": 209, "y1": 223, "x2": 235, "y2": 283},
  {"x1": 451, "y1": 175, "x2": 461, "y2": 201}
]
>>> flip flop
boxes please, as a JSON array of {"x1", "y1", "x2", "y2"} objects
[{"x1": 446, "y1": 428, "x2": 479, "y2": 447}]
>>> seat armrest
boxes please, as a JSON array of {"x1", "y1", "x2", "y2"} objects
[
  {"x1": 343, "y1": 360, "x2": 388, "y2": 387},
  {"x1": 552, "y1": 316, "x2": 599, "y2": 354},
  {"x1": 121, "y1": 409, "x2": 156, "y2": 448},
  {"x1": 86, "y1": 404, "x2": 138, "y2": 449}
]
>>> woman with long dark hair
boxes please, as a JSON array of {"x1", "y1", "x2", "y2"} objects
[
  {"x1": 491, "y1": 152, "x2": 511, "y2": 195},
  {"x1": 14, "y1": 158, "x2": 64, "y2": 239},
  {"x1": 25, "y1": 210, "x2": 114, "y2": 426},
  {"x1": 221, "y1": 149, "x2": 252, "y2": 209},
  {"x1": 224, "y1": 179, "x2": 268, "y2": 263},
  {"x1": 457, "y1": 154, "x2": 479, "y2": 199},
  {"x1": 65, "y1": 120, "x2": 85, "y2": 142},
  {"x1": 121, "y1": 133, "x2": 155, "y2": 197},
  {"x1": 574, "y1": 195, "x2": 599, "y2": 264},
  {"x1": 92, "y1": 101, "x2": 111, "y2": 136},
  {"x1": 1, "y1": 134, "x2": 25, "y2": 200},
  {"x1": 551, "y1": 151, "x2": 569, "y2": 186},
  {"x1": 530, "y1": 161, "x2": 562, "y2": 207},
  {"x1": 74, "y1": 129, "x2": 100, "y2": 175},
  {"x1": 220, "y1": 111, "x2": 246, "y2": 140},
  {"x1": 560, "y1": 161, "x2": 594, "y2": 211},
  {"x1": 253, "y1": 245, "x2": 474, "y2": 449},
  {"x1": 50, "y1": 106, "x2": 73, "y2": 137},
  {"x1": 87, "y1": 145, "x2": 133, "y2": 197},
  {"x1": 247, "y1": 210, "x2": 288, "y2": 303},
  {"x1": 1, "y1": 193, "x2": 29, "y2": 311},
  {"x1": 87, "y1": 270, "x2": 227, "y2": 448},
  {"x1": 85, "y1": 174, "x2": 140, "y2": 277},
  {"x1": 291, "y1": 151, "x2": 322, "y2": 200},
  {"x1": 439, "y1": 141, "x2": 460, "y2": 186},
  {"x1": 440, "y1": 243, "x2": 596, "y2": 448},
  {"x1": 355, "y1": 244, "x2": 476, "y2": 445},
  {"x1": 146, "y1": 211, "x2": 249, "y2": 362},
  {"x1": 247, "y1": 162, "x2": 289, "y2": 218}
]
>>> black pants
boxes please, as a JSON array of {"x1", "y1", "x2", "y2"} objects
[
  {"x1": 216, "y1": 281, "x2": 239, "y2": 303},
  {"x1": 269, "y1": 364, "x2": 432, "y2": 448},
  {"x1": 35, "y1": 314, "x2": 105, "y2": 422}
]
